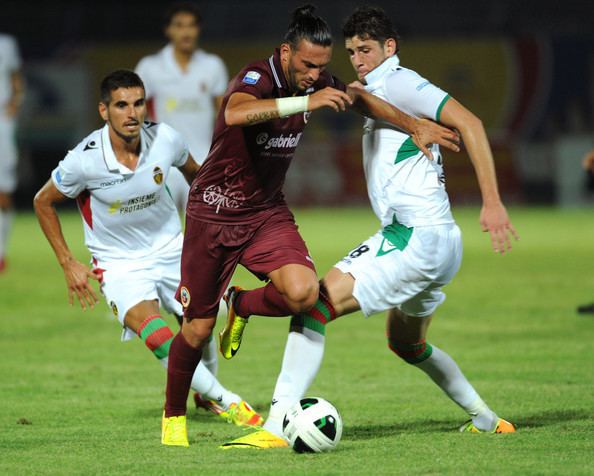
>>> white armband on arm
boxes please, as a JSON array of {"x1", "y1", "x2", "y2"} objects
[{"x1": 276, "y1": 96, "x2": 309, "y2": 117}]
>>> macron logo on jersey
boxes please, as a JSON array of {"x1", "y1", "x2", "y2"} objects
[{"x1": 242, "y1": 71, "x2": 261, "y2": 85}]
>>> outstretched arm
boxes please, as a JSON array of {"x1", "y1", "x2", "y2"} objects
[
  {"x1": 33, "y1": 180, "x2": 99, "y2": 309},
  {"x1": 224, "y1": 89, "x2": 354, "y2": 127},
  {"x1": 346, "y1": 83, "x2": 460, "y2": 160},
  {"x1": 439, "y1": 97, "x2": 519, "y2": 253}
]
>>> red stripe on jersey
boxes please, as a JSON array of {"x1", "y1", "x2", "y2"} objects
[{"x1": 76, "y1": 190, "x2": 92, "y2": 229}]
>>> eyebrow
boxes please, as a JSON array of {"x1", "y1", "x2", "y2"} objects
[{"x1": 302, "y1": 59, "x2": 328, "y2": 69}]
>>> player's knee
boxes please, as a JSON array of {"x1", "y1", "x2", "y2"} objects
[
  {"x1": 186, "y1": 318, "x2": 215, "y2": 347},
  {"x1": 387, "y1": 337, "x2": 434, "y2": 365},
  {"x1": 285, "y1": 280, "x2": 319, "y2": 313}
]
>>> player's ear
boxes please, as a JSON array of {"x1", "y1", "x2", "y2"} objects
[
  {"x1": 384, "y1": 38, "x2": 397, "y2": 57},
  {"x1": 280, "y1": 43, "x2": 291, "y2": 64},
  {"x1": 98, "y1": 102, "x2": 108, "y2": 121}
]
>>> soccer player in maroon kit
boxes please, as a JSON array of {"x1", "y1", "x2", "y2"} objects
[{"x1": 161, "y1": 4, "x2": 460, "y2": 446}]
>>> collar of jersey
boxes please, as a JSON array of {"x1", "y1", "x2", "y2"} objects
[
  {"x1": 163, "y1": 44, "x2": 201, "y2": 74},
  {"x1": 101, "y1": 124, "x2": 145, "y2": 175},
  {"x1": 269, "y1": 48, "x2": 289, "y2": 91},
  {"x1": 364, "y1": 55, "x2": 401, "y2": 93}
]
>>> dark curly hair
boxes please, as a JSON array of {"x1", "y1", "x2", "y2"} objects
[{"x1": 342, "y1": 6, "x2": 400, "y2": 49}]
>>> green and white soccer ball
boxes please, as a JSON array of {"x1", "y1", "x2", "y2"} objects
[{"x1": 282, "y1": 397, "x2": 343, "y2": 453}]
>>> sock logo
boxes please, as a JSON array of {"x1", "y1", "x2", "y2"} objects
[
  {"x1": 110, "y1": 301, "x2": 118, "y2": 317},
  {"x1": 271, "y1": 398, "x2": 278, "y2": 406}
]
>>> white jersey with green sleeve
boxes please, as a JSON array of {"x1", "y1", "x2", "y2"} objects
[
  {"x1": 362, "y1": 55, "x2": 454, "y2": 228},
  {"x1": 50, "y1": 122, "x2": 189, "y2": 263}
]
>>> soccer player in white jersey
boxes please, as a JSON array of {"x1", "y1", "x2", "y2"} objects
[
  {"x1": 33, "y1": 70, "x2": 263, "y2": 435},
  {"x1": 0, "y1": 33, "x2": 24, "y2": 273},
  {"x1": 135, "y1": 2, "x2": 228, "y2": 212},
  {"x1": 223, "y1": 6, "x2": 519, "y2": 448}
]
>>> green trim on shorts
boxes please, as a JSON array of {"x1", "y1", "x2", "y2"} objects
[
  {"x1": 436, "y1": 94, "x2": 451, "y2": 122},
  {"x1": 377, "y1": 215, "x2": 414, "y2": 256},
  {"x1": 395, "y1": 137, "x2": 420, "y2": 165}
]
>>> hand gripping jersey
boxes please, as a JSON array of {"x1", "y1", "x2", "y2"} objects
[
  {"x1": 51, "y1": 122, "x2": 189, "y2": 262},
  {"x1": 187, "y1": 48, "x2": 345, "y2": 224},
  {"x1": 362, "y1": 55, "x2": 454, "y2": 228},
  {"x1": 135, "y1": 45, "x2": 228, "y2": 164}
]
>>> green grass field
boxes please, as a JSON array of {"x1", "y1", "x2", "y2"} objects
[{"x1": 1, "y1": 207, "x2": 594, "y2": 475}]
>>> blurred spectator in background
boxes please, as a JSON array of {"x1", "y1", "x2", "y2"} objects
[
  {"x1": 135, "y1": 1, "x2": 228, "y2": 212},
  {"x1": 577, "y1": 147, "x2": 594, "y2": 314},
  {"x1": 0, "y1": 33, "x2": 24, "y2": 272}
]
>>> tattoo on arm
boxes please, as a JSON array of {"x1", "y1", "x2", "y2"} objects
[{"x1": 245, "y1": 110, "x2": 280, "y2": 124}]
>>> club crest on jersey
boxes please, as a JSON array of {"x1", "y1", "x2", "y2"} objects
[
  {"x1": 242, "y1": 71, "x2": 261, "y2": 85},
  {"x1": 180, "y1": 287, "x2": 191, "y2": 308},
  {"x1": 110, "y1": 301, "x2": 119, "y2": 318},
  {"x1": 153, "y1": 166, "x2": 164, "y2": 185}
]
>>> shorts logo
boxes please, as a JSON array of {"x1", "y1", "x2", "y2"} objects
[
  {"x1": 242, "y1": 71, "x2": 261, "y2": 85},
  {"x1": 110, "y1": 301, "x2": 118, "y2": 318},
  {"x1": 153, "y1": 166, "x2": 164, "y2": 185},
  {"x1": 377, "y1": 238, "x2": 398, "y2": 256},
  {"x1": 180, "y1": 286, "x2": 191, "y2": 308},
  {"x1": 256, "y1": 132, "x2": 269, "y2": 145}
]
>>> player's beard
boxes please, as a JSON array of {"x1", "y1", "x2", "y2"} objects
[
  {"x1": 286, "y1": 62, "x2": 305, "y2": 94},
  {"x1": 109, "y1": 118, "x2": 140, "y2": 144}
]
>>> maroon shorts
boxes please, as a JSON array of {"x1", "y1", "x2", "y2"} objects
[{"x1": 176, "y1": 206, "x2": 316, "y2": 318}]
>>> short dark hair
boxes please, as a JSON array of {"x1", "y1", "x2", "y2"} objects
[
  {"x1": 342, "y1": 6, "x2": 400, "y2": 47},
  {"x1": 284, "y1": 4, "x2": 332, "y2": 50},
  {"x1": 100, "y1": 70, "x2": 145, "y2": 104},
  {"x1": 164, "y1": 1, "x2": 202, "y2": 26}
]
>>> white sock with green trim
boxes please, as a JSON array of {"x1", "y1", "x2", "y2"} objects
[
  {"x1": 414, "y1": 345, "x2": 498, "y2": 431},
  {"x1": 263, "y1": 330, "x2": 325, "y2": 437}
]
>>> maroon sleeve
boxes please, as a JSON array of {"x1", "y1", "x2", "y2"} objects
[{"x1": 229, "y1": 64, "x2": 274, "y2": 99}]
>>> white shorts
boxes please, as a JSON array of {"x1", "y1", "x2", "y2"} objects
[
  {"x1": 0, "y1": 119, "x2": 18, "y2": 193},
  {"x1": 95, "y1": 238, "x2": 183, "y2": 341},
  {"x1": 335, "y1": 223, "x2": 462, "y2": 318},
  {"x1": 166, "y1": 167, "x2": 190, "y2": 213}
]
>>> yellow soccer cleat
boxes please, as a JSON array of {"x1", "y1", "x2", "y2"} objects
[
  {"x1": 219, "y1": 286, "x2": 249, "y2": 359},
  {"x1": 161, "y1": 413, "x2": 189, "y2": 447},
  {"x1": 219, "y1": 429, "x2": 289, "y2": 450},
  {"x1": 459, "y1": 418, "x2": 516, "y2": 434},
  {"x1": 220, "y1": 400, "x2": 264, "y2": 428}
]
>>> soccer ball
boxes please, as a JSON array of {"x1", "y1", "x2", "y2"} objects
[{"x1": 282, "y1": 397, "x2": 343, "y2": 453}]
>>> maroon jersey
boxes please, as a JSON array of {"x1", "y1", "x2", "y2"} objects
[{"x1": 187, "y1": 48, "x2": 346, "y2": 224}]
